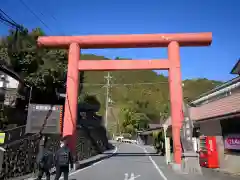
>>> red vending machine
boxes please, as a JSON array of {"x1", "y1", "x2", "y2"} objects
[{"x1": 199, "y1": 136, "x2": 219, "y2": 168}]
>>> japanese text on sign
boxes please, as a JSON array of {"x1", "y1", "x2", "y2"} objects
[{"x1": 224, "y1": 134, "x2": 240, "y2": 150}]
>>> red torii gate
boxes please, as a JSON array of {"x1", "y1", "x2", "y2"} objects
[{"x1": 38, "y1": 32, "x2": 212, "y2": 164}]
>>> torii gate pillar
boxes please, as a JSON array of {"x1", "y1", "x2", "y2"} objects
[{"x1": 38, "y1": 32, "x2": 212, "y2": 165}]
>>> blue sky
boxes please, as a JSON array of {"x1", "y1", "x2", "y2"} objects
[{"x1": 0, "y1": 0, "x2": 239, "y2": 81}]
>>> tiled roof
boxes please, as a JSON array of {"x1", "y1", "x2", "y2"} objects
[
  {"x1": 231, "y1": 59, "x2": 240, "y2": 75},
  {"x1": 164, "y1": 91, "x2": 240, "y2": 127},
  {"x1": 191, "y1": 76, "x2": 240, "y2": 105},
  {"x1": 190, "y1": 91, "x2": 240, "y2": 121},
  {"x1": 149, "y1": 123, "x2": 162, "y2": 129}
]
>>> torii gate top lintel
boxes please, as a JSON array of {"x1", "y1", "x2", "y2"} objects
[{"x1": 37, "y1": 32, "x2": 212, "y2": 48}]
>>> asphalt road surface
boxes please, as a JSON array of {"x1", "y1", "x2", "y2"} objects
[
  {"x1": 69, "y1": 143, "x2": 167, "y2": 180},
  {"x1": 66, "y1": 143, "x2": 240, "y2": 180}
]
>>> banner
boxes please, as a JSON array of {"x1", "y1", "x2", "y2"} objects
[{"x1": 224, "y1": 134, "x2": 240, "y2": 150}]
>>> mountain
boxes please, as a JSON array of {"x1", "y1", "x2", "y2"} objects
[{"x1": 79, "y1": 54, "x2": 222, "y2": 123}]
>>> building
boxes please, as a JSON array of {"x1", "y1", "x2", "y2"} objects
[
  {"x1": 0, "y1": 72, "x2": 20, "y2": 106},
  {"x1": 0, "y1": 65, "x2": 29, "y2": 128},
  {"x1": 190, "y1": 76, "x2": 240, "y2": 174},
  {"x1": 164, "y1": 60, "x2": 240, "y2": 174},
  {"x1": 137, "y1": 124, "x2": 162, "y2": 145},
  {"x1": 0, "y1": 65, "x2": 28, "y2": 107}
]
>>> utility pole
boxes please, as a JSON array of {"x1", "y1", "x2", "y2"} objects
[{"x1": 104, "y1": 72, "x2": 112, "y2": 128}]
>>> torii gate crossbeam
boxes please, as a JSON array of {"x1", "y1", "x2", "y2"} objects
[{"x1": 38, "y1": 32, "x2": 212, "y2": 165}]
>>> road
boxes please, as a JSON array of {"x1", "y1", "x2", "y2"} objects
[
  {"x1": 69, "y1": 143, "x2": 166, "y2": 180},
  {"x1": 66, "y1": 143, "x2": 240, "y2": 180}
]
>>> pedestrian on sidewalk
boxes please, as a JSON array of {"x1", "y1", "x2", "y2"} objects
[
  {"x1": 54, "y1": 136, "x2": 74, "y2": 180},
  {"x1": 36, "y1": 136, "x2": 53, "y2": 180}
]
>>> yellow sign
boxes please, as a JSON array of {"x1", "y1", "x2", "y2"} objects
[{"x1": 0, "y1": 133, "x2": 5, "y2": 144}]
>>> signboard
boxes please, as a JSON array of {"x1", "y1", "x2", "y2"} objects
[
  {"x1": 0, "y1": 133, "x2": 5, "y2": 144},
  {"x1": 224, "y1": 134, "x2": 240, "y2": 150},
  {"x1": 25, "y1": 104, "x2": 63, "y2": 134}
]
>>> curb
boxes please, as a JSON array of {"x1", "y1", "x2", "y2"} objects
[{"x1": 211, "y1": 168, "x2": 240, "y2": 177}]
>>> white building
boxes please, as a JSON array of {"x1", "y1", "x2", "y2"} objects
[
  {"x1": 0, "y1": 73, "x2": 19, "y2": 89},
  {"x1": 0, "y1": 68, "x2": 22, "y2": 107}
]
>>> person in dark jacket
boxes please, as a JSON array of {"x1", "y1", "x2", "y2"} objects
[
  {"x1": 54, "y1": 137, "x2": 74, "y2": 180},
  {"x1": 36, "y1": 136, "x2": 53, "y2": 180}
]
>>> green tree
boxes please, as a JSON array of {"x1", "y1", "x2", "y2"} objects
[
  {"x1": 118, "y1": 105, "x2": 150, "y2": 136},
  {"x1": 0, "y1": 27, "x2": 67, "y2": 103}
]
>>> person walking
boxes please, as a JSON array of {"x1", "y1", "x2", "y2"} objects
[
  {"x1": 54, "y1": 136, "x2": 74, "y2": 180},
  {"x1": 36, "y1": 136, "x2": 53, "y2": 180}
]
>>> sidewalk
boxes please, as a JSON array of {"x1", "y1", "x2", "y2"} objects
[
  {"x1": 208, "y1": 168, "x2": 240, "y2": 178},
  {"x1": 144, "y1": 146, "x2": 240, "y2": 180}
]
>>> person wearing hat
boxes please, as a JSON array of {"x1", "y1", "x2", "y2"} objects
[{"x1": 54, "y1": 136, "x2": 73, "y2": 180}]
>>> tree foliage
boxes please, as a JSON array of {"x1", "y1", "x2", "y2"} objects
[{"x1": 0, "y1": 28, "x2": 68, "y2": 103}]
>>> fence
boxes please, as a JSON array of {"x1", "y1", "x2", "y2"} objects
[
  {"x1": 0, "y1": 125, "x2": 110, "y2": 179},
  {"x1": 3, "y1": 125, "x2": 27, "y2": 144}
]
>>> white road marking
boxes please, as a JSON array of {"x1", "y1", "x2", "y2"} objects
[
  {"x1": 135, "y1": 144, "x2": 168, "y2": 180},
  {"x1": 124, "y1": 173, "x2": 141, "y2": 180},
  {"x1": 66, "y1": 146, "x2": 118, "y2": 177}
]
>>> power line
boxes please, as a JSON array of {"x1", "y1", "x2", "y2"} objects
[
  {"x1": 18, "y1": 0, "x2": 53, "y2": 33},
  {"x1": 0, "y1": 9, "x2": 18, "y2": 25},
  {"x1": 0, "y1": 8, "x2": 22, "y2": 29},
  {"x1": 80, "y1": 81, "x2": 169, "y2": 87},
  {"x1": 43, "y1": 13, "x2": 65, "y2": 35},
  {"x1": 29, "y1": 5, "x2": 66, "y2": 35}
]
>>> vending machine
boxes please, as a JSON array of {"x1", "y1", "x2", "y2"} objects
[{"x1": 199, "y1": 136, "x2": 219, "y2": 168}]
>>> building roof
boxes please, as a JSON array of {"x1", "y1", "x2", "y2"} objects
[
  {"x1": 0, "y1": 65, "x2": 29, "y2": 87},
  {"x1": 138, "y1": 124, "x2": 163, "y2": 135},
  {"x1": 190, "y1": 91, "x2": 240, "y2": 121},
  {"x1": 149, "y1": 123, "x2": 162, "y2": 129},
  {"x1": 164, "y1": 92, "x2": 240, "y2": 127},
  {"x1": 231, "y1": 59, "x2": 240, "y2": 75},
  {"x1": 164, "y1": 60, "x2": 240, "y2": 126},
  {"x1": 191, "y1": 76, "x2": 240, "y2": 105},
  {"x1": 164, "y1": 91, "x2": 240, "y2": 128},
  {"x1": 193, "y1": 60, "x2": 240, "y2": 102}
]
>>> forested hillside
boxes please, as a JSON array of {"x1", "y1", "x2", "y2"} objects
[{"x1": 83, "y1": 70, "x2": 221, "y2": 117}]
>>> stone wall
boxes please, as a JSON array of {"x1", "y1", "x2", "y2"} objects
[{"x1": 0, "y1": 125, "x2": 110, "y2": 179}]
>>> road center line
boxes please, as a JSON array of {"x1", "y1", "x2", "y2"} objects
[{"x1": 135, "y1": 144, "x2": 168, "y2": 180}]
